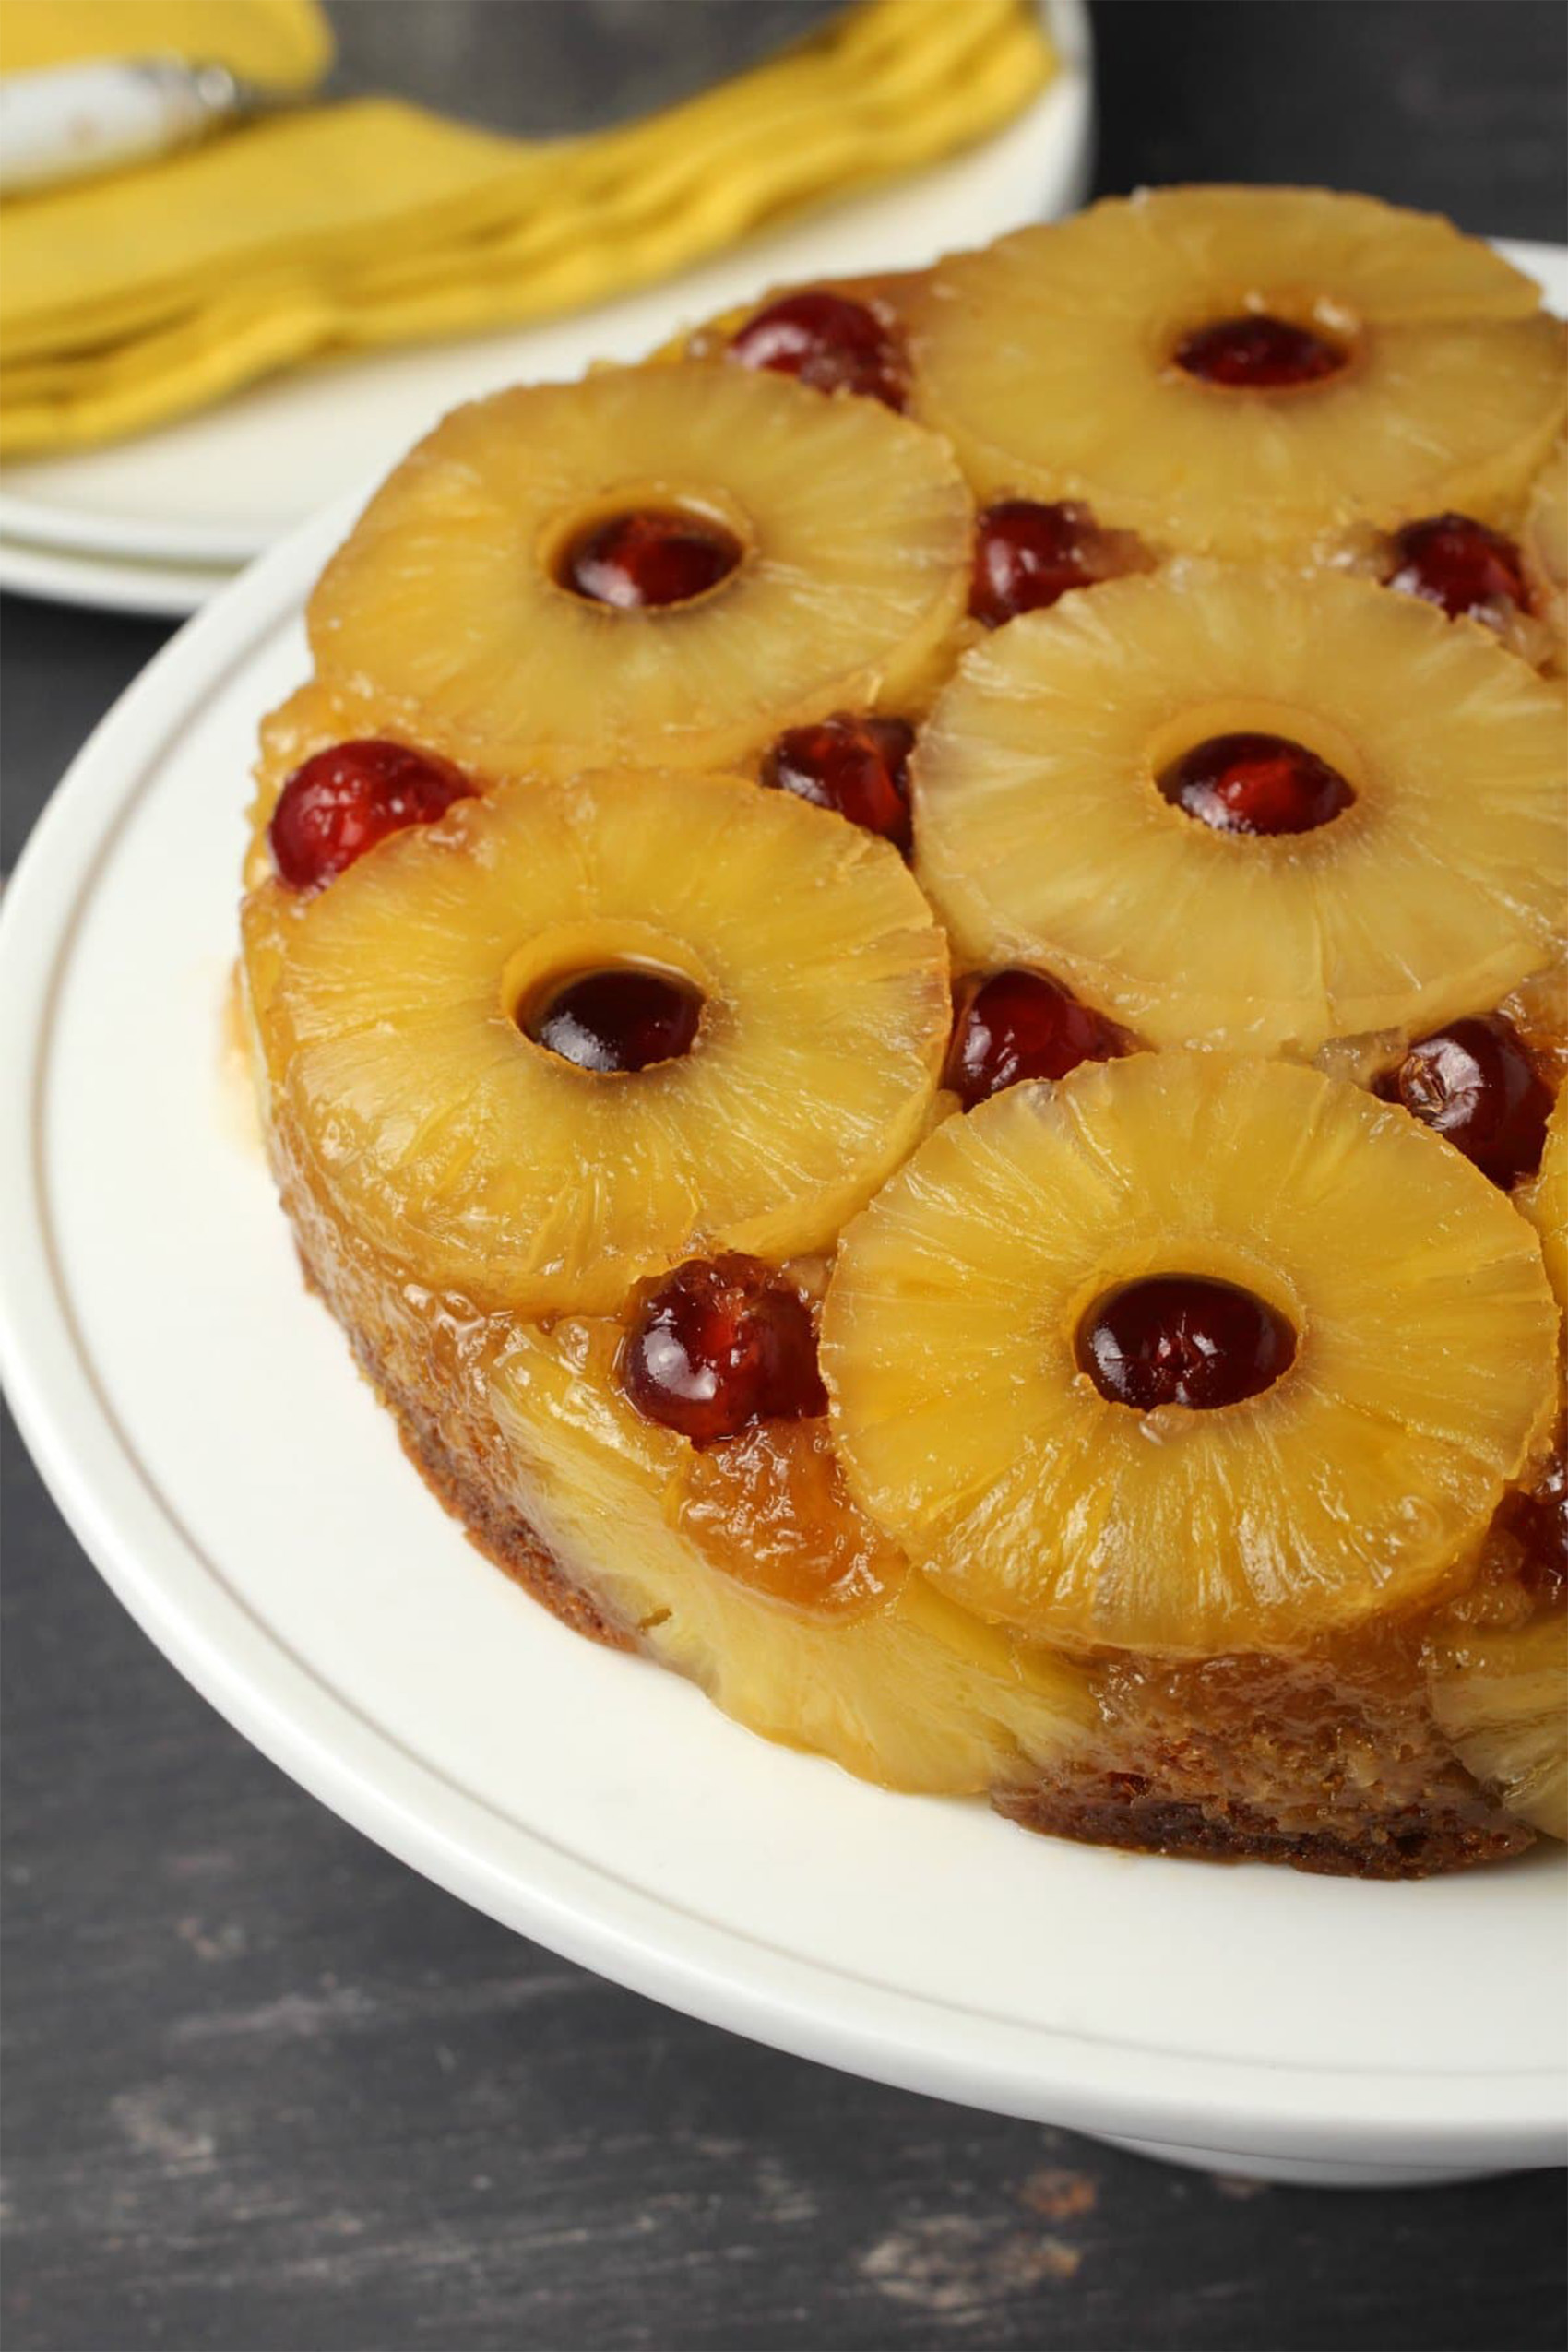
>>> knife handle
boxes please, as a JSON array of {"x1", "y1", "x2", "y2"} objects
[{"x1": 0, "y1": 58, "x2": 244, "y2": 198}]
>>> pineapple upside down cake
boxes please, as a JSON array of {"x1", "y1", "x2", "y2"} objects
[{"x1": 240, "y1": 188, "x2": 1568, "y2": 1877}]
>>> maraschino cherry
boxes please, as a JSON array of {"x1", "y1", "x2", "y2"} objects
[
  {"x1": 620, "y1": 1255, "x2": 826, "y2": 1445},
  {"x1": 969, "y1": 500, "x2": 1110, "y2": 627},
  {"x1": 728, "y1": 290, "x2": 908, "y2": 409},
  {"x1": 269, "y1": 739, "x2": 475, "y2": 893},
  {"x1": 1384, "y1": 513, "x2": 1530, "y2": 623},
  {"x1": 524, "y1": 968, "x2": 703, "y2": 1074},
  {"x1": 1077, "y1": 1275, "x2": 1297, "y2": 1411},
  {"x1": 1158, "y1": 732, "x2": 1355, "y2": 837},
  {"x1": 560, "y1": 509, "x2": 741, "y2": 609},
  {"x1": 1375, "y1": 1014, "x2": 1551, "y2": 1187},
  {"x1": 946, "y1": 969, "x2": 1128, "y2": 1110},
  {"x1": 760, "y1": 714, "x2": 915, "y2": 850},
  {"x1": 1174, "y1": 315, "x2": 1345, "y2": 388}
]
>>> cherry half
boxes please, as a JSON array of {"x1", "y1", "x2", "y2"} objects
[
  {"x1": 1374, "y1": 1014, "x2": 1551, "y2": 1187},
  {"x1": 946, "y1": 969, "x2": 1129, "y2": 1110},
  {"x1": 1173, "y1": 315, "x2": 1346, "y2": 389},
  {"x1": 728, "y1": 290, "x2": 908, "y2": 409},
  {"x1": 620, "y1": 1254, "x2": 826, "y2": 1446},
  {"x1": 559, "y1": 509, "x2": 742, "y2": 610},
  {"x1": 1384, "y1": 513, "x2": 1530, "y2": 623},
  {"x1": 1158, "y1": 731, "x2": 1355, "y2": 837},
  {"x1": 970, "y1": 500, "x2": 1116, "y2": 628},
  {"x1": 760, "y1": 713, "x2": 915, "y2": 850},
  {"x1": 1077, "y1": 1275, "x2": 1297, "y2": 1412},
  {"x1": 269, "y1": 738, "x2": 475, "y2": 893},
  {"x1": 523, "y1": 967, "x2": 703, "y2": 1075}
]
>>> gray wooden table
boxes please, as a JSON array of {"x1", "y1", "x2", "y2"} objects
[{"x1": 4, "y1": 7, "x2": 1566, "y2": 2347}]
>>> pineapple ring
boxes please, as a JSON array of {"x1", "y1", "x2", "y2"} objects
[
  {"x1": 260, "y1": 766, "x2": 950, "y2": 1315},
  {"x1": 910, "y1": 188, "x2": 1566, "y2": 559},
  {"x1": 1522, "y1": 1088, "x2": 1568, "y2": 1321},
  {"x1": 1522, "y1": 439, "x2": 1567, "y2": 670},
  {"x1": 914, "y1": 562, "x2": 1567, "y2": 1055},
  {"x1": 1427, "y1": 1610, "x2": 1568, "y2": 1841},
  {"x1": 821, "y1": 1051, "x2": 1559, "y2": 1659},
  {"x1": 307, "y1": 362, "x2": 971, "y2": 773}
]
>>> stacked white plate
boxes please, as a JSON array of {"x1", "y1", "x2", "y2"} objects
[{"x1": 0, "y1": 0, "x2": 1092, "y2": 614}]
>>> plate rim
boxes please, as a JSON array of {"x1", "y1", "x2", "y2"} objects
[{"x1": 0, "y1": 531, "x2": 220, "y2": 617}]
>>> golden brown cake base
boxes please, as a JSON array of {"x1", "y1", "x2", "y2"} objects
[
  {"x1": 998, "y1": 1760, "x2": 1530, "y2": 1880},
  {"x1": 302, "y1": 1230, "x2": 1532, "y2": 1879}
]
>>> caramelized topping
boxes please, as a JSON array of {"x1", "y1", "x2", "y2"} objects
[
  {"x1": 728, "y1": 290, "x2": 908, "y2": 409},
  {"x1": 523, "y1": 967, "x2": 703, "y2": 1074},
  {"x1": 1077, "y1": 1275, "x2": 1297, "y2": 1411},
  {"x1": 1501, "y1": 1455, "x2": 1568, "y2": 1599},
  {"x1": 945, "y1": 969, "x2": 1129, "y2": 1110},
  {"x1": 559, "y1": 509, "x2": 742, "y2": 609},
  {"x1": 269, "y1": 739, "x2": 476, "y2": 893},
  {"x1": 1158, "y1": 731, "x2": 1356, "y2": 837},
  {"x1": 1173, "y1": 314, "x2": 1347, "y2": 389},
  {"x1": 675, "y1": 1419, "x2": 905, "y2": 1619},
  {"x1": 760, "y1": 713, "x2": 915, "y2": 850},
  {"x1": 1375, "y1": 1014, "x2": 1552, "y2": 1187},
  {"x1": 620, "y1": 1254, "x2": 826, "y2": 1445}
]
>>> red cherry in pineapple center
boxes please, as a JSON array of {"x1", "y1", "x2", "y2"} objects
[
  {"x1": 269, "y1": 738, "x2": 475, "y2": 892},
  {"x1": 946, "y1": 969, "x2": 1128, "y2": 1110},
  {"x1": 760, "y1": 714, "x2": 915, "y2": 850},
  {"x1": 1377, "y1": 1014, "x2": 1550, "y2": 1187},
  {"x1": 1158, "y1": 731, "x2": 1355, "y2": 837},
  {"x1": 1385, "y1": 512, "x2": 1529, "y2": 620},
  {"x1": 523, "y1": 966, "x2": 703, "y2": 1075},
  {"x1": 970, "y1": 500, "x2": 1102, "y2": 627},
  {"x1": 728, "y1": 290, "x2": 908, "y2": 409},
  {"x1": 559, "y1": 508, "x2": 742, "y2": 610},
  {"x1": 620, "y1": 1254, "x2": 826, "y2": 1445},
  {"x1": 1173, "y1": 313, "x2": 1347, "y2": 388},
  {"x1": 1077, "y1": 1275, "x2": 1297, "y2": 1412}
]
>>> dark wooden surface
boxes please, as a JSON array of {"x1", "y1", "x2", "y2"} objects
[{"x1": 4, "y1": 6, "x2": 1567, "y2": 2347}]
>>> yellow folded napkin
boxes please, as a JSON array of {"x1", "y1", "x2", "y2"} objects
[
  {"x1": 0, "y1": 0, "x2": 1054, "y2": 457},
  {"x1": 0, "y1": 0, "x2": 330, "y2": 86}
]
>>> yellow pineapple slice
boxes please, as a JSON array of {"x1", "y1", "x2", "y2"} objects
[
  {"x1": 1522, "y1": 1087, "x2": 1568, "y2": 1319},
  {"x1": 1427, "y1": 1610, "x2": 1568, "y2": 1841},
  {"x1": 309, "y1": 362, "x2": 970, "y2": 772},
  {"x1": 914, "y1": 563, "x2": 1566, "y2": 1055},
  {"x1": 489, "y1": 1314, "x2": 1093, "y2": 1792},
  {"x1": 909, "y1": 188, "x2": 1565, "y2": 560},
  {"x1": 1523, "y1": 440, "x2": 1568, "y2": 667},
  {"x1": 260, "y1": 766, "x2": 948, "y2": 1315},
  {"x1": 821, "y1": 1052, "x2": 1558, "y2": 1659}
]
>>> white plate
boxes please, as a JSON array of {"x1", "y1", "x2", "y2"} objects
[
  {"x1": 4, "y1": 274, "x2": 1566, "y2": 2204},
  {"x1": 0, "y1": 531, "x2": 226, "y2": 616},
  {"x1": 0, "y1": 0, "x2": 1091, "y2": 576}
]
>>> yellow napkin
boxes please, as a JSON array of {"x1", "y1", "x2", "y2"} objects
[
  {"x1": 0, "y1": 0, "x2": 1054, "y2": 457},
  {"x1": 0, "y1": 0, "x2": 330, "y2": 86}
]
